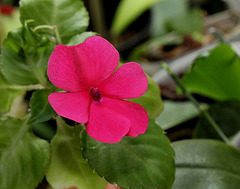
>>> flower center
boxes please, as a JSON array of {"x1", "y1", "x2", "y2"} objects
[{"x1": 90, "y1": 87, "x2": 102, "y2": 102}]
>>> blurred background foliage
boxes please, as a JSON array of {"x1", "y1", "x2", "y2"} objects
[{"x1": 0, "y1": 0, "x2": 231, "y2": 55}]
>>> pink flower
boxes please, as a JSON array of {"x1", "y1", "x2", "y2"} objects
[{"x1": 47, "y1": 36, "x2": 148, "y2": 143}]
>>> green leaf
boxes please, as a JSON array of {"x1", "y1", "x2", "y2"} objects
[
  {"x1": 67, "y1": 32, "x2": 97, "y2": 46},
  {"x1": 166, "y1": 8, "x2": 203, "y2": 35},
  {"x1": 111, "y1": 0, "x2": 165, "y2": 36},
  {"x1": 29, "y1": 89, "x2": 57, "y2": 123},
  {"x1": 173, "y1": 139, "x2": 240, "y2": 189},
  {"x1": 32, "y1": 121, "x2": 56, "y2": 141},
  {"x1": 181, "y1": 44, "x2": 240, "y2": 101},
  {"x1": 20, "y1": 0, "x2": 89, "y2": 43},
  {"x1": 194, "y1": 101, "x2": 240, "y2": 140},
  {"x1": 156, "y1": 100, "x2": 199, "y2": 130},
  {"x1": 46, "y1": 117, "x2": 107, "y2": 189},
  {"x1": 150, "y1": 0, "x2": 188, "y2": 37},
  {"x1": 81, "y1": 119, "x2": 175, "y2": 189},
  {"x1": 128, "y1": 75, "x2": 163, "y2": 118},
  {"x1": 0, "y1": 26, "x2": 54, "y2": 85},
  {"x1": 0, "y1": 73, "x2": 25, "y2": 114},
  {"x1": 0, "y1": 116, "x2": 50, "y2": 189}
]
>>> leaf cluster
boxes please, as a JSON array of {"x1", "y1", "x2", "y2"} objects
[
  {"x1": 2, "y1": 0, "x2": 240, "y2": 189},
  {"x1": 0, "y1": 0, "x2": 168, "y2": 189}
]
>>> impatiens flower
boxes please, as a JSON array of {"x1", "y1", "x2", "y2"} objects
[{"x1": 47, "y1": 36, "x2": 148, "y2": 143}]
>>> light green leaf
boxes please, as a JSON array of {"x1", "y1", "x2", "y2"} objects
[
  {"x1": 67, "y1": 32, "x2": 97, "y2": 46},
  {"x1": 150, "y1": 0, "x2": 187, "y2": 37},
  {"x1": 166, "y1": 8, "x2": 203, "y2": 35},
  {"x1": 46, "y1": 117, "x2": 107, "y2": 189},
  {"x1": 20, "y1": 0, "x2": 89, "y2": 43},
  {"x1": 194, "y1": 101, "x2": 240, "y2": 140},
  {"x1": 111, "y1": 0, "x2": 165, "y2": 36},
  {"x1": 0, "y1": 9, "x2": 21, "y2": 44},
  {"x1": 0, "y1": 116, "x2": 50, "y2": 189},
  {"x1": 128, "y1": 75, "x2": 163, "y2": 118},
  {"x1": 181, "y1": 44, "x2": 240, "y2": 101},
  {"x1": 0, "y1": 73, "x2": 25, "y2": 114},
  {"x1": 173, "y1": 139, "x2": 240, "y2": 189},
  {"x1": 156, "y1": 100, "x2": 199, "y2": 130},
  {"x1": 0, "y1": 26, "x2": 54, "y2": 85},
  {"x1": 81, "y1": 119, "x2": 175, "y2": 189},
  {"x1": 29, "y1": 89, "x2": 57, "y2": 123}
]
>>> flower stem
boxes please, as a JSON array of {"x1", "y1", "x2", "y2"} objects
[
  {"x1": 33, "y1": 25, "x2": 62, "y2": 44},
  {"x1": 2, "y1": 84, "x2": 44, "y2": 91},
  {"x1": 160, "y1": 62, "x2": 231, "y2": 144}
]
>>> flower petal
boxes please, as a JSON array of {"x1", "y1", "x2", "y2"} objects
[
  {"x1": 48, "y1": 91, "x2": 90, "y2": 123},
  {"x1": 98, "y1": 62, "x2": 148, "y2": 99},
  {"x1": 47, "y1": 36, "x2": 119, "y2": 92},
  {"x1": 105, "y1": 98, "x2": 149, "y2": 137},
  {"x1": 86, "y1": 99, "x2": 130, "y2": 143},
  {"x1": 86, "y1": 97, "x2": 148, "y2": 143},
  {"x1": 47, "y1": 45, "x2": 84, "y2": 92}
]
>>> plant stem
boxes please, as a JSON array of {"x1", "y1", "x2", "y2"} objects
[
  {"x1": 1, "y1": 84, "x2": 44, "y2": 91},
  {"x1": 160, "y1": 62, "x2": 231, "y2": 144},
  {"x1": 33, "y1": 25, "x2": 62, "y2": 44},
  {"x1": 209, "y1": 27, "x2": 227, "y2": 44}
]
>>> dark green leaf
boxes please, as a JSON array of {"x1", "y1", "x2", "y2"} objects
[
  {"x1": 0, "y1": 26, "x2": 54, "y2": 85},
  {"x1": 46, "y1": 117, "x2": 107, "y2": 189},
  {"x1": 20, "y1": 0, "x2": 89, "y2": 43},
  {"x1": 80, "y1": 119, "x2": 175, "y2": 189},
  {"x1": 32, "y1": 121, "x2": 56, "y2": 141},
  {"x1": 128, "y1": 75, "x2": 163, "y2": 118},
  {"x1": 0, "y1": 116, "x2": 50, "y2": 189},
  {"x1": 29, "y1": 89, "x2": 57, "y2": 123},
  {"x1": 0, "y1": 73, "x2": 25, "y2": 114},
  {"x1": 173, "y1": 139, "x2": 240, "y2": 189},
  {"x1": 194, "y1": 101, "x2": 240, "y2": 140},
  {"x1": 182, "y1": 44, "x2": 240, "y2": 101}
]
